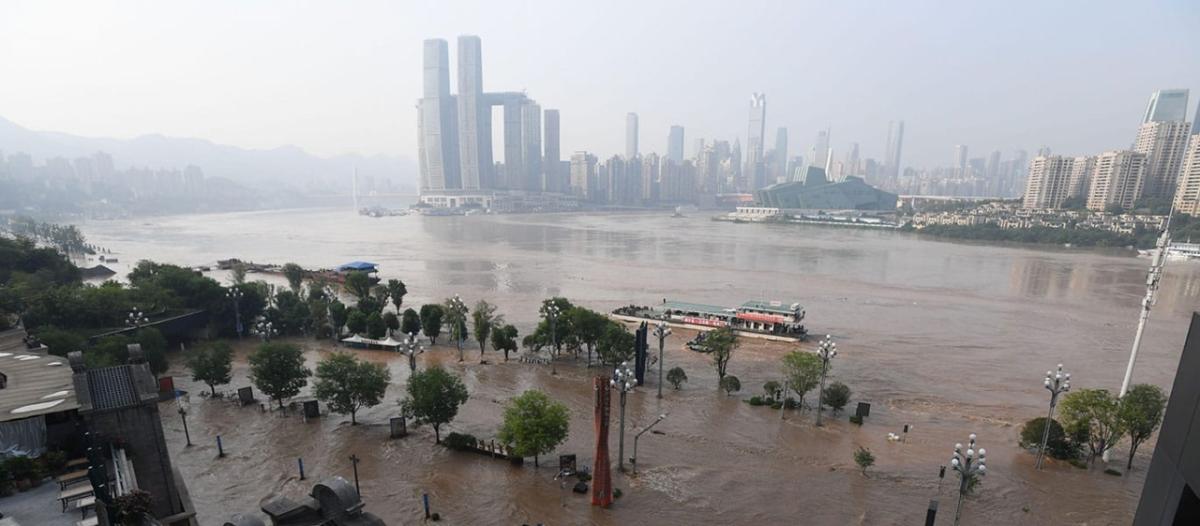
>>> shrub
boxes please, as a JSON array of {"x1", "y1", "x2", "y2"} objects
[
  {"x1": 784, "y1": 398, "x2": 799, "y2": 410},
  {"x1": 1018, "y1": 417, "x2": 1080, "y2": 460},
  {"x1": 849, "y1": 415, "x2": 863, "y2": 425},
  {"x1": 748, "y1": 396, "x2": 765, "y2": 406},
  {"x1": 720, "y1": 375, "x2": 741, "y2": 396},
  {"x1": 113, "y1": 489, "x2": 153, "y2": 525},
  {"x1": 443, "y1": 432, "x2": 478, "y2": 451},
  {"x1": 822, "y1": 382, "x2": 851, "y2": 413},
  {"x1": 4, "y1": 456, "x2": 40, "y2": 483},
  {"x1": 1103, "y1": 468, "x2": 1123, "y2": 477},
  {"x1": 613, "y1": 488, "x2": 623, "y2": 499},
  {"x1": 39, "y1": 451, "x2": 67, "y2": 475},
  {"x1": 666, "y1": 367, "x2": 688, "y2": 390}
]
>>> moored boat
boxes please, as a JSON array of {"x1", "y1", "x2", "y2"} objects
[{"x1": 612, "y1": 299, "x2": 808, "y2": 341}]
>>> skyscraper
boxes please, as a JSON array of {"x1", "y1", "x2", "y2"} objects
[
  {"x1": 570, "y1": 151, "x2": 597, "y2": 200},
  {"x1": 1143, "y1": 89, "x2": 1190, "y2": 123},
  {"x1": 667, "y1": 125, "x2": 685, "y2": 163},
  {"x1": 456, "y1": 35, "x2": 486, "y2": 190},
  {"x1": 1173, "y1": 137, "x2": 1200, "y2": 215},
  {"x1": 745, "y1": 93, "x2": 767, "y2": 190},
  {"x1": 809, "y1": 129, "x2": 830, "y2": 174},
  {"x1": 1086, "y1": 150, "x2": 1147, "y2": 211},
  {"x1": 521, "y1": 102, "x2": 543, "y2": 192},
  {"x1": 772, "y1": 127, "x2": 788, "y2": 183},
  {"x1": 954, "y1": 145, "x2": 969, "y2": 176},
  {"x1": 544, "y1": 109, "x2": 561, "y2": 193},
  {"x1": 1134, "y1": 120, "x2": 1191, "y2": 201},
  {"x1": 625, "y1": 113, "x2": 639, "y2": 159},
  {"x1": 418, "y1": 39, "x2": 460, "y2": 191},
  {"x1": 884, "y1": 120, "x2": 905, "y2": 183}
]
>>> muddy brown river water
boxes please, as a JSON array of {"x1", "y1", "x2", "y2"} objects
[{"x1": 79, "y1": 209, "x2": 1200, "y2": 525}]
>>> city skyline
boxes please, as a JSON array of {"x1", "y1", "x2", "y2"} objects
[{"x1": 2, "y1": 1, "x2": 1198, "y2": 170}]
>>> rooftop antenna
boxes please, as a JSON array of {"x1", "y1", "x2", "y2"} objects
[{"x1": 1104, "y1": 202, "x2": 1174, "y2": 460}]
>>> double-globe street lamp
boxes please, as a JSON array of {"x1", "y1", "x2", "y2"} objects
[
  {"x1": 447, "y1": 295, "x2": 468, "y2": 362},
  {"x1": 540, "y1": 302, "x2": 561, "y2": 375},
  {"x1": 653, "y1": 322, "x2": 671, "y2": 399},
  {"x1": 227, "y1": 288, "x2": 244, "y2": 338},
  {"x1": 1035, "y1": 364, "x2": 1071, "y2": 470},
  {"x1": 399, "y1": 332, "x2": 424, "y2": 373},
  {"x1": 612, "y1": 361, "x2": 635, "y2": 472},
  {"x1": 950, "y1": 433, "x2": 987, "y2": 526},
  {"x1": 814, "y1": 335, "x2": 837, "y2": 426}
]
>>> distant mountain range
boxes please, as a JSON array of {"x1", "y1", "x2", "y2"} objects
[{"x1": 0, "y1": 115, "x2": 417, "y2": 193}]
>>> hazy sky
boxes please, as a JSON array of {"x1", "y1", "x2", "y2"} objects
[{"x1": 2, "y1": 0, "x2": 1198, "y2": 168}]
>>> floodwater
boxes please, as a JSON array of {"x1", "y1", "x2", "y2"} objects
[{"x1": 79, "y1": 208, "x2": 1200, "y2": 525}]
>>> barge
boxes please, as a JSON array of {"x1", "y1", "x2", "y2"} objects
[{"x1": 611, "y1": 299, "x2": 808, "y2": 342}]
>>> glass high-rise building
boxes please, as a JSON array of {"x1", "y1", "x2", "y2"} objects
[
  {"x1": 667, "y1": 125, "x2": 685, "y2": 163},
  {"x1": 626, "y1": 113, "x2": 639, "y2": 159},
  {"x1": 1143, "y1": 89, "x2": 1189, "y2": 123},
  {"x1": 745, "y1": 93, "x2": 767, "y2": 190}
]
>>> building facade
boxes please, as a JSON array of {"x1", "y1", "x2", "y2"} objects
[
  {"x1": 1134, "y1": 120, "x2": 1192, "y2": 201},
  {"x1": 1173, "y1": 136, "x2": 1200, "y2": 216},
  {"x1": 667, "y1": 125, "x2": 685, "y2": 164},
  {"x1": 625, "y1": 113, "x2": 639, "y2": 160},
  {"x1": 1143, "y1": 89, "x2": 1190, "y2": 123},
  {"x1": 1086, "y1": 150, "x2": 1147, "y2": 211},
  {"x1": 1023, "y1": 155, "x2": 1075, "y2": 209},
  {"x1": 745, "y1": 93, "x2": 767, "y2": 191}
]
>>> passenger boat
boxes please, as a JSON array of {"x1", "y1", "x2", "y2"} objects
[
  {"x1": 611, "y1": 299, "x2": 808, "y2": 342},
  {"x1": 1138, "y1": 242, "x2": 1200, "y2": 261}
]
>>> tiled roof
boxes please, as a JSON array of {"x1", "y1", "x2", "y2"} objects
[{"x1": 86, "y1": 366, "x2": 140, "y2": 410}]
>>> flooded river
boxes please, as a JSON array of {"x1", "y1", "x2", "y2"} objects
[{"x1": 80, "y1": 208, "x2": 1200, "y2": 525}]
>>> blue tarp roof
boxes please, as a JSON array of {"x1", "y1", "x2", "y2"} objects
[{"x1": 337, "y1": 261, "x2": 378, "y2": 272}]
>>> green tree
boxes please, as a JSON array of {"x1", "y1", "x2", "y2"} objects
[
  {"x1": 667, "y1": 367, "x2": 688, "y2": 390},
  {"x1": 383, "y1": 311, "x2": 400, "y2": 336},
  {"x1": 230, "y1": 262, "x2": 248, "y2": 285},
  {"x1": 401, "y1": 308, "x2": 421, "y2": 336},
  {"x1": 699, "y1": 327, "x2": 739, "y2": 382},
  {"x1": 596, "y1": 322, "x2": 636, "y2": 366},
  {"x1": 497, "y1": 389, "x2": 570, "y2": 467},
  {"x1": 1018, "y1": 417, "x2": 1078, "y2": 461},
  {"x1": 248, "y1": 342, "x2": 311, "y2": 409},
  {"x1": 329, "y1": 301, "x2": 348, "y2": 335},
  {"x1": 442, "y1": 297, "x2": 470, "y2": 361},
  {"x1": 1119, "y1": 384, "x2": 1167, "y2": 470},
  {"x1": 271, "y1": 290, "x2": 311, "y2": 336},
  {"x1": 471, "y1": 299, "x2": 501, "y2": 360},
  {"x1": 1060, "y1": 388, "x2": 1123, "y2": 464},
  {"x1": 34, "y1": 326, "x2": 86, "y2": 357},
  {"x1": 342, "y1": 271, "x2": 373, "y2": 302},
  {"x1": 720, "y1": 375, "x2": 741, "y2": 396},
  {"x1": 313, "y1": 352, "x2": 391, "y2": 425},
  {"x1": 403, "y1": 366, "x2": 469, "y2": 443},
  {"x1": 821, "y1": 382, "x2": 852, "y2": 413},
  {"x1": 531, "y1": 297, "x2": 575, "y2": 356},
  {"x1": 419, "y1": 304, "x2": 445, "y2": 345},
  {"x1": 491, "y1": 324, "x2": 519, "y2": 361},
  {"x1": 186, "y1": 342, "x2": 233, "y2": 396},
  {"x1": 854, "y1": 446, "x2": 875, "y2": 476},
  {"x1": 366, "y1": 311, "x2": 386, "y2": 339},
  {"x1": 346, "y1": 309, "x2": 367, "y2": 335},
  {"x1": 385, "y1": 279, "x2": 407, "y2": 312},
  {"x1": 763, "y1": 380, "x2": 782, "y2": 401},
  {"x1": 569, "y1": 307, "x2": 608, "y2": 366},
  {"x1": 282, "y1": 263, "x2": 305, "y2": 293},
  {"x1": 781, "y1": 351, "x2": 823, "y2": 408}
]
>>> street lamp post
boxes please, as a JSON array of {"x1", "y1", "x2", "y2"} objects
[
  {"x1": 253, "y1": 318, "x2": 276, "y2": 342},
  {"x1": 1035, "y1": 364, "x2": 1071, "y2": 470},
  {"x1": 541, "y1": 302, "x2": 561, "y2": 375},
  {"x1": 349, "y1": 454, "x2": 361, "y2": 496},
  {"x1": 176, "y1": 393, "x2": 192, "y2": 446},
  {"x1": 814, "y1": 335, "x2": 837, "y2": 427},
  {"x1": 400, "y1": 332, "x2": 424, "y2": 373},
  {"x1": 227, "y1": 288, "x2": 244, "y2": 338},
  {"x1": 126, "y1": 308, "x2": 149, "y2": 331},
  {"x1": 448, "y1": 295, "x2": 467, "y2": 362},
  {"x1": 950, "y1": 433, "x2": 987, "y2": 526},
  {"x1": 612, "y1": 361, "x2": 635, "y2": 472},
  {"x1": 631, "y1": 413, "x2": 667, "y2": 475},
  {"x1": 653, "y1": 322, "x2": 671, "y2": 399}
]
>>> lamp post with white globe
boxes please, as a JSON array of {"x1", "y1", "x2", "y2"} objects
[
  {"x1": 653, "y1": 322, "x2": 671, "y2": 399},
  {"x1": 814, "y1": 335, "x2": 837, "y2": 426},
  {"x1": 950, "y1": 433, "x2": 986, "y2": 526},
  {"x1": 612, "y1": 361, "x2": 635, "y2": 472},
  {"x1": 1036, "y1": 364, "x2": 1070, "y2": 470}
]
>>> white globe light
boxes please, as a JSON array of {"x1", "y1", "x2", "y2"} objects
[
  {"x1": 978, "y1": 448, "x2": 986, "y2": 456},
  {"x1": 951, "y1": 458, "x2": 960, "y2": 467},
  {"x1": 969, "y1": 433, "x2": 977, "y2": 441},
  {"x1": 955, "y1": 443, "x2": 963, "y2": 450}
]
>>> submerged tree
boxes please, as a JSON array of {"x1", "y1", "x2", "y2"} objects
[
  {"x1": 313, "y1": 352, "x2": 391, "y2": 425},
  {"x1": 497, "y1": 389, "x2": 570, "y2": 467},
  {"x1": 248, "y1": 342, "x2": 311, "y2": 409},
  {"x1": 401, "y1": 308, "x2": 422, "y2": 336},
  {"x1": 667, "y1": 367, "x2": 688, "y2": 390},
  {"x1": 282, "y1": 263, "x2": 305, "y2": 293},
  {"x1": 385, "y1": 279, "x2": 408, "y2": 312},
  {"x1": 472, "y1": 299, "x2": 502, "y2": 360},
  {"x1": 854, "y1": 446, "x2": 875, "y2": 476},
  {"x1": 491, "y1": 324, "x2": 519, "y2": 362},
  {"x1": 699, "y1": 327, "x2": 739, "y2": 383},
  {"x1": 186, "y1": 342, "x2": 233, "y2": 396},
  {"x1": 1118, "y1": 383, "x2": 1167, "y2": 470},
  {"x1": 419, "y1": 304, "x2": 444, "y2": 345},
  {"x1": 782, "y1": 351, "x2": 823, "y2": 409},
  {"x1": 403, "y1": 366, "x2": 469, "y2": 443},
  {"x1": 1059, "y1": 388, "x2": 1123, "y2": 464}
]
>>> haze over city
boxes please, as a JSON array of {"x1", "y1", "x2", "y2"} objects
[{"x1": 3, "y1": 0, "x2": 1198, "y2": 167}]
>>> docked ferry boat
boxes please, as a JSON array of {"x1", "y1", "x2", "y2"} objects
[{"x1": 611, "y1": 299, "x2": 808, "y2": 342}]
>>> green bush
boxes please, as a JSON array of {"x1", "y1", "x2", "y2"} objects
[
  {"x1": 4, "y1": 456, "x2": 40, "y2": 482},
  {"x1": 1103, "y1": 468, "x2": 1122, "y2": 477},
  {"x1": 748, "y1": 396, "x2": 765, "y2": 406},
  {"x1": 39, "y1": 451, "x2": 67, "y2": 475},
  {"x1": 849, "y1": 415, "x2": 863, "y2": 425},
  {"x1": 443, "y1": 432, "x2": 478, "y2": 451},
  {"x1": 770, "y1": 401, "x2": 783, "y2": 410},
  {"x1": 1018, "y1": 417, "x2": 1081, "y2": 461},
  {"x1": 784, "y1": 398, "x2": 799, "y2": 410}
]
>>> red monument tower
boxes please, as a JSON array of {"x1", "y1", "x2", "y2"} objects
[{"x1": 591, "y1": 376, "x2": 613, "y2": 507}]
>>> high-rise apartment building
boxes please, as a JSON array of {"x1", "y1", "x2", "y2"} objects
[
  {"x1": 456, "y1": 35, "x2": 487, "y2": 190},
  {"x1": 771, "y1": 127, "x2": 789, "y2": 183},
  {"x1": 667, "y1": 126, "x2": 685, "y2": 164},
  {"x1": 954, "y1": 145, "x2": 969, "y2": 176},
  {"x1": 570, "y1": 151, "x2": 597, "y2": 200},
  {"x1": 1086, "y1": 150, "x2": 1147, "y2": 211},
  {"x1": 521, "y1": 102, "x2": 543, "y2": 192},
  {"x1": 418, "y1": 39, "x2": 460, "y2": 192},
  {"x1": 544, "y1": 109, "x2": 561, "y2": 193},
  {"x1": 1144, "y1": 89, "x2": 1190, "y2": 123},
  {"x1": 809, "y1": 129, "x2": 830, "y2": 174},
  {"x1": 625, "y1": 113, "x2": 639, "y2": 159},
  {"x1": 884, "y1": 120, "x2": 905, "y2": 183},
  {"x1": 1022, "y1": 156, "x2": 1075, "y2": 209},
  {"x1": 1066, "y1": 156, "x2": 1096, "y2": 199},
  {"x1": 1173, "y1": 136, "x2": 1200, "y2": 216},
  {"x1": 1134, "y1": 120, "x2": 1192, "y2": 201},
  {"x1": 745, "y1": 93, "x2": 767, "y2": 190}
]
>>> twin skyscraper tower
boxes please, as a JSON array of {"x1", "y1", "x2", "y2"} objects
[{"x1": 418, "y1": 36, "x2": 563, "y2": 195}]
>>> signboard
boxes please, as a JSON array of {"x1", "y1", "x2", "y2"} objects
[{"x1": 679, "y1": 316, "x2": 728, "y2": 328}]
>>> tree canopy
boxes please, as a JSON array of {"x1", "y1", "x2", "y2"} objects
[
  {"x1": 1060, "y1": 388, "x2": 1123, "y2": 463},
  {"x1": 313, "y1": 352, "x2": 391, "y2": 425},
  {"x1": 491, "y1": 324, "x2": 519, "y2": 362},
  {"x1": 699, "y1": 327, "x2": 739, "y2": 381},
  {"x1": 249, "y1": 342, "x2": 311, "y2": 409},
  {"x1": 781, "y1": 351, "x2": 823, "y2": 407},
  {"x1": 497, "y1": 389, "x2": 570, "y2": 467},
  {"x1": 401, "y1": 308, "x2": 422, "y2": 336},
  {"x1": 186, "y1": 341, "x2": 233, "y2": 396},
  {"x1": 472, "y1": 299, "x2": 501, "y2": 359},
  {"x1": 385, "y1": 279, "x2": 407, "y2": 312},
  {"x1": 403, "y1": 366, "x2": 469, "y2": 443},
  {"x1": 419, "y1": 304, "x2": 444, "y2": 344},
  {"x1": 1118, "y1": 384, "x2": 1167, "y2": 470},
  {"x1": 596, "y1": 322, "x2": 635, "y2": 366}
]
